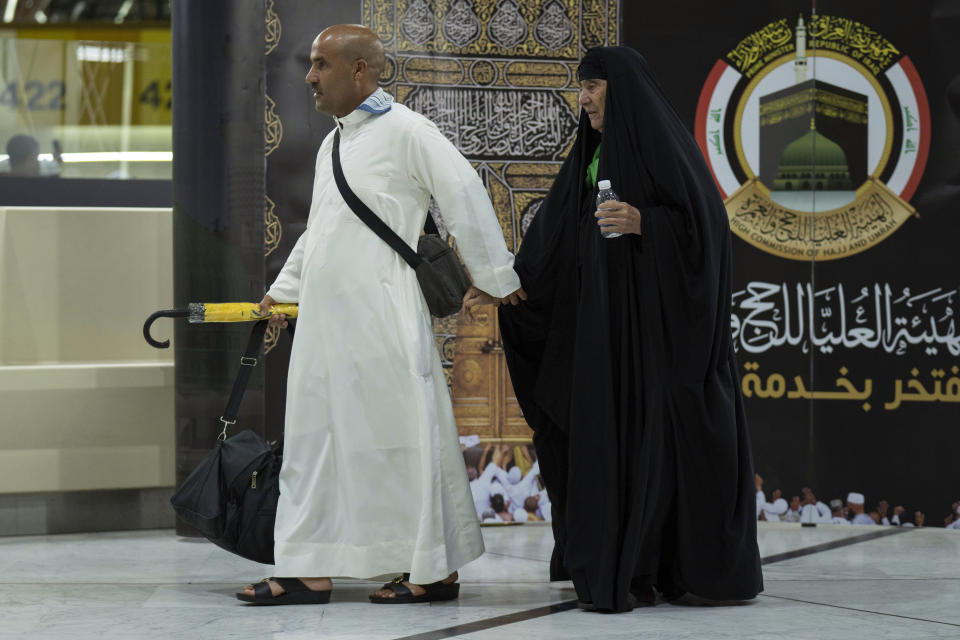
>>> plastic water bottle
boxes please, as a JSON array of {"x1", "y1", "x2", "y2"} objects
[{"x1": 596, "y1": 179, "x2": 622, "y2": 238}]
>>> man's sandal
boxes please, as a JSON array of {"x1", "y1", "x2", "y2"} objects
[
  {"x1": 236, "y1": 577, "x2": 332, "y2": 605},
  {"x1": 368, "y1": 573, "x2": 460, "y2": 604}
]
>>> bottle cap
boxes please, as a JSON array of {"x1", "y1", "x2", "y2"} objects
[{"x1": 598, "y1": 179, "x2": 611, "y2": 190}]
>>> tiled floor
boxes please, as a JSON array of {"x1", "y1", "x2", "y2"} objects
[{"x1": 1, "y1": 522, "x2": 958, "y2": 639}]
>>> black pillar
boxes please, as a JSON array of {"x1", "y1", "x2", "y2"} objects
[{"x1": 171, "y1": 0, "x2": 267, "y2": 535}]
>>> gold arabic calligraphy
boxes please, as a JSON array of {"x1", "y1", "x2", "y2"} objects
[{"x1": 741, "y1": 363, "x2": 960, "y2": 412}]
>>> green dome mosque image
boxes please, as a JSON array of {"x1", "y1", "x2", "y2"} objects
[{"x1": 772, "y1": 128, "x2": 853, "y2": 191}]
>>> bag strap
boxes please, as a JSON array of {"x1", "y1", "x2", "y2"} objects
[
  {"x1": 332, "y1": 129, "x2": 426, "y2": 269},
  {"x1": 218, "y1": 320, "x2": 294, "y2": 440}
]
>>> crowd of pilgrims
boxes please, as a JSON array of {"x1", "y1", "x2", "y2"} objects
[
  {"x1": 465, "y1": 443, "x2": 551, "y2": 523},
  {"x1": 755, "y1": 474, "x2": 960, "y2": 528}
]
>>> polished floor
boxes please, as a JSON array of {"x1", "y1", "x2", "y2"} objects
[{"x1": 1, "y1": 521, "x2": 958, "y2": 639}]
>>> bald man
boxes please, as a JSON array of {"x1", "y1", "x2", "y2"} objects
[{"x1": 237, "y1": 25, "x2": 524, "y2": 605}]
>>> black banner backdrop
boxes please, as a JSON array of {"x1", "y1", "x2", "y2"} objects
[{"x1": 623, "y1": 0, "x2": 960, "y2": 524}]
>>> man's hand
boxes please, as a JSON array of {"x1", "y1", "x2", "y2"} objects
[
  {"x1": 478, "y1": 442, "x2": 492, "y2": 472},
  {"x1": 460, "y1": 285, "x2": 527, "y2": 322},
  {"x1": 259, "y1": 294, "x2": 288, "y2": 328},
  {"x1": 490, "y1": 444, "x2": 504, "y2": 467},
  {"x1": 461, "y1": 286, "x2": 496, "y2": 322},
  {"x1": 595, "y1": 200, "x2": 642, "y2": 236}
]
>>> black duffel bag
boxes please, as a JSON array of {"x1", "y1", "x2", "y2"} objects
[{"x1": 170, "y1": 320, "x2": 289, "y2": 564}]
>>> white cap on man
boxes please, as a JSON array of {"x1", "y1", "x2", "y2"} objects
[{"x1": 847, "y1": 492, "x2": 865, "y2": 505}]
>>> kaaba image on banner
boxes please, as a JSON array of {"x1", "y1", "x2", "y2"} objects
[{"x1": 759, "y1": 79, "x2": 868, "y2": 198}]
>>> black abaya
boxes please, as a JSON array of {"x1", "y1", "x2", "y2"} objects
[{"x1": 499, "y1": 46, "x2": 763, "y2": 612}]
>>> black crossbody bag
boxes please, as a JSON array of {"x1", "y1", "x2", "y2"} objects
[{"x1": 332, "y1": 129, "x2": 471, "y2": 317}]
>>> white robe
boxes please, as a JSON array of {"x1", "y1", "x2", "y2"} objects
[
  {"x1": 267, "y1": 102, "x2": 521, "y2": 583},
  {"x1": 761, "y1": 498, "x2": 788, "y2": 522},
  {"x1": 800, "y1": 501, "x2": 832, "y2": 523},
  {"x1": 509, "y1": 460, "x2": 541, "y2": 508},
  {"x1": 470, "y1": 463, "x2": 508, "y2": 516}
]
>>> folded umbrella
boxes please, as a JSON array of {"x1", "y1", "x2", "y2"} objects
[{"x1": 143, "y1": 302, "x2": 299, "y2": 348}]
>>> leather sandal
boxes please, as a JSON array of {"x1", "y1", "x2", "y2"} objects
[
  {"x1": 368, "y1": 573, "x2": 460, "y2": 604},
  {"x1": 236, "y1": 577, "x2": 332, "y2": 605}
]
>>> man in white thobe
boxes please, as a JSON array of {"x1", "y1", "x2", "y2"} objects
[
  {"x1": 829, "y1": 499, "x2": 852, "y2": 524},
  {"x1": 239, "y1": 24, "x2": 524, "y2": 605},
  {"x1": 509, "y1": 459, "x2": 542, "y2": 509},
  {"x1": 799, "y1": 486, "x2": 832, "y2": 523},
  {"x1": 761, "y1": 495, "x2": 788, "y2": 523},
  {"x1": 470, "y1": 461, "x2": 510, "y2": 516},
  {"x1": 783, "y1": 495, "x2": 802, "y2": 523},
  {"x1": 847, "y1": 492, "x2": 877, "y2": 525},
  {"x1": 755, "y1": 473, "x2": 766, "y2": 519},
  {"x1": 501, "y1": 462, "x2": 541, "y2": 511},
  {"x1": 947, "y1": 505, "x2": 960, "y2": 529}
]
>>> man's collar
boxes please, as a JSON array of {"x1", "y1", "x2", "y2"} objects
[
  {"x1": 357, "y1": 87, "x2": 393, "y2": 115},
  {"x1": 333, "y1": 88, "x2": 394, "y2": 129}
]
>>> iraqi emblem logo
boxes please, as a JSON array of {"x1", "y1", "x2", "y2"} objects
[{"x1": 695, "y1": 14, "x2": 930, "y2": 261}]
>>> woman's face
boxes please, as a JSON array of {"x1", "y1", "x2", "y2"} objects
[{"x1": 578, "y1": 78, "x2": 607, "y2": 132}]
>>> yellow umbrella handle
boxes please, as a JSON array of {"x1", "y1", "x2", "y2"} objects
[
  {"x1": 144, "y1": 302, "x2": 300, "y2": 349},
  {"x1": 189, "y1": 302, "x2": 299, "y2": 322}
]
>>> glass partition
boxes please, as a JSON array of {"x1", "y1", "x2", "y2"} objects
[{"x1": 0, "y1": 35, "x2": 171, "y2": 180}]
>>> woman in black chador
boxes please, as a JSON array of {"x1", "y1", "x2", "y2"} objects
[{"x1": 479, "y1": 46, "x2": 763, "y2": 612}]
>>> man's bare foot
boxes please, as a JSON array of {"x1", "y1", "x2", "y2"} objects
[
  {"x1": 370, "y1": 571, "x2": 458, "y2": 599},
  {"x1": 241, "y1": 577, "x2": 332, "y2": 597}
]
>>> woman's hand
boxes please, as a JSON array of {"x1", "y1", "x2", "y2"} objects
[{"x1": 595, "y1": 200, "x2": 642, "y2": 236}]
